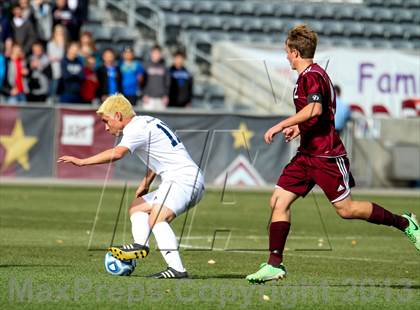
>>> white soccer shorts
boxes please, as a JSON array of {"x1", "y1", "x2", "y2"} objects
[{"x1": 142, "y1": 176, "x2": 205, "y2": 216}]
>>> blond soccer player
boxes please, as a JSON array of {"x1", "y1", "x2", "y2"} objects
[{"x1": 58, "y1": 94, "x2": 205, "y2": 279}]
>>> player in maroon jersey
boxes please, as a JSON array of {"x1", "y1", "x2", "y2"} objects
[{"x1": 246, "y1": 25, "x2": 419, "y2": 284}]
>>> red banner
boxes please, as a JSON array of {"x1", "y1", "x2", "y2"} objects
[{"x1": 56, "y1": 108, "x2": 116, "y2": 179}]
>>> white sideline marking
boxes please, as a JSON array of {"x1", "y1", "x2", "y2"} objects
[
  {"x1": 180, "y1": 235, "x2": 406, "y2": 240},
  {"x1": 179, "y1": 244, "x2": 420, "y2": 265}
]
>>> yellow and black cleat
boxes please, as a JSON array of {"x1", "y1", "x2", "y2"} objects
[{"x1": 108, "y1": 243, "x2": 149, "y2": 261}]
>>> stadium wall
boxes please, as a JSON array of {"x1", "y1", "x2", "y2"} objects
[{"x1": 0, "y1": 104, "x2": 418, "y2": 188}]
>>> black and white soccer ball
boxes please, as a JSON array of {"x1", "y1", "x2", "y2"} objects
[{"x1": 104, "y1": 252, "x2": 136, "y2": 276}]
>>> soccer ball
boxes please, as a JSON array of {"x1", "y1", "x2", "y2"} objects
[{"x1": 104, "y1": 252, "x2": 136, "y2": 276}]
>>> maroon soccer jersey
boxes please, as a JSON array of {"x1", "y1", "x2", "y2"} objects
[{"x1": 293, "y1": 63, "x2": 346, "y2": 157}]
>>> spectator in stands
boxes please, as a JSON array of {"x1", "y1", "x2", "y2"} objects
[
  {"x1": 142, "y1": 44, "x2": 169, "y2": 110},
  {"x1": 79, "y1": 31, "x2": 99, "y2": 65},
  {"x1": 53, "y1": 0, "x2": 79, "y2": 41},
  {"x1": 96, "y1": 48, "x2": 122, "y2": 101},
  {"x1": 59, "y1": 41, "x2": 83, "y2": 103},
  {"x1": 67, "y1": 0, "x2": 89, "y2": 41},
  {"x1": 47, "y1": 24, "x2": 67, "y2": 97},
  {"x1": 27, "y1": 41, "x2": 51, "y2": 102},
  {"x1": 10, "y1": 3, "x2": 37, "y2": 55},
  {"x1": 19, "y1": 0, "x2": 34, "y2": 21},
  {"x1": 120, "y1": 46, "x2": 144, "y2": 106},
  {"x1": 5, "y1": 43, "x2": 29, "y2": 103},
  {"x1": 80, "y1": 54, "x2": 99, "y2": 103},
  {"x1": 0, "y1": 5, "x2": 13, "y2": 57},
  {"x1": 334, "y1": 85, "x2": 351, "y2": 135},
  {"x1": 0, "y1": 44, "x2": 7, "y2": 98},
  {"x1": 168, "y1": 50, "x2": 193, "y2": 108},
  {"x1": 31, "y1": 0, "x2": 53, "y2": 43}
]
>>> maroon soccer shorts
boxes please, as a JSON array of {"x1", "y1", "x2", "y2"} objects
[{"x1": 277, "y1": 153, "x2": 355, "y2": 203}]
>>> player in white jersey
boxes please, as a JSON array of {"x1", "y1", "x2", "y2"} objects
[{"x1": 58, "y1": 94, "x2": 205, "y2": 279}]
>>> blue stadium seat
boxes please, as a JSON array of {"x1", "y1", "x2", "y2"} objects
[
  {"x1": 190, "y1": 31, "x2": 211, "y2": 43},
  {"x1": 222, "y1": 17, "x2": 245, "y2": 32},
  {"x1": 173, "y1": 1, "x2": 194, "y2": 14},
  {"x1": 393, "y1": 9, "x2": 413, "y2": 23},
  {"x1": 180, "y1": 15, "x2": 202, "y2": 31},
  {"x1": 385, "y1": 24, "x2": 404, "y2": 39},
  {"x1": 208, "y1": 31, "x2": 230, "y2": 42},
  {"x1": 387, "y1": 0, "x2": 405, "y2": 8},
  {"x1": 350, "y1": 38, "x2": 373, "y2": 48},
  {"x1": 202, "y1": 16, "x2": 224, "y2": 31},
  {"x1": 305, "y1": 21, "x2": 324, "y2": 34},
  {"x1": 365, "y1": 0, "x2": 384, "y2": 8},
  {"x1": 233, "y1": 2, "x2": 255, "y2": 16},
  {"x1": 213, "y1": 2, "x2": 234, "y2": 15},
  {"x1": 364, "y1": 23, "x2": 385, "y2": 38},
  {"x1": 322, "y1": 21, "x2": 345, "y2": 36},
  {"x1": 334, "y1": 5, "x2": 355, "y2": 21},
  {"x1": 254, "y1": 3, "x2": 276, "y2": 18},
  {"x1": 402, "y1": 24, "x2": 420, "y2": 40},
  {"x1": 262, "y1": 19, "x2": 285, "y2": 33},
  {"x1": 391, "y1": 40, "x2": 415, "y2": 50},
  {"x1": 165, "y1": 13, "x2": 181, "y2": 27},
  {"x1": 342, "y1": 22, "x2": 365, "y2": 37},
  {"x1": 335, "y1": 38, "x2": 354, "y2": 48},
  {"x1": 353, "y1": 7, "x2": 375, "y2": 22},
  {"x1": 373, "y1": 8, "x2": 395, "y2": 23},
  {"x1": 313, "y1": 5, "x2": 335, "y2": 20},
  {"x1": 295, "y1": 5, "x2": 316, "y2": 19},
  {"x1": 274, "y1": 3, "x2": 295, "y2": 18},
  {"x1": 371, "y1": 39, "x2": 393, "y2": 48},
  {"x1": 404, "y1": 0, "x2": 420, "y2": 9},
  {"x1": 91, "y1": 27, "x2": 113, "y2": 42},
  {"x1": 413, "y1": 10, "x2": 420, "y2": 24},
  {"x1": 112, "y1": 27, "x2": 136, "y2": 44},
  {"x1": 88, "y1": 7, "x2": 102, "y2": 24},
  {"x1": 243, "y1": 18, "x2": 264, "y2": 33},
  {"x1": 155, "y1": 0, "x2": 173, "y2": 12},
  {"x1": 192, "y1": 1, "x2": 215, "y2": 15}
]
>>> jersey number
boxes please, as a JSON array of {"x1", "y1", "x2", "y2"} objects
[
  {"x1": 156, "y1": 122, "x2": 180, "y2": 147},
  {"x1": 293, "y1": 84, "x2": 298, "y2": 99}
]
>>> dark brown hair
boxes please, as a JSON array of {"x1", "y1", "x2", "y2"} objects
[{"x1": 286, "y1": 24, "x2": 318, "y2": 59}]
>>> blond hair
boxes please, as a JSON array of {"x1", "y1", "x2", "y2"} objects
[
  {"x1": 96, "y1": 94, "x2": 135, "y2": 118},
  {"x1": 286, "y1": 24, "x2": 318, "y2": 59}
]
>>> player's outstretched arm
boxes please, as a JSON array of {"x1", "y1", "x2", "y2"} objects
[{"x1": 57, "y1": 146, "x2": 129, "y2": 166}]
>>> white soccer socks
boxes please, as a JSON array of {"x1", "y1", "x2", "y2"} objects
[
  {"x1": 130, "y1": 211, "x2": 150, "y2": 247},
  {"x1": 152, "y1": 221, "x2": 186, "y2": 273}
]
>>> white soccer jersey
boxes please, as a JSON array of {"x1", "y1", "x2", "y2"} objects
[{"x1": 118, "y1": 116, "x2": 201, "y2": 183}]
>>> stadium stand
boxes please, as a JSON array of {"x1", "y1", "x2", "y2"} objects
[
  {"x1": 96, "y1": 0, "x2": 418, "y2": 112},
  {"x1": 1, "y1": 0, "x2": 418, "y2": 112}
]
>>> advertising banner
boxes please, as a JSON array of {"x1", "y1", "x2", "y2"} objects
[
  {"x1": 233, "y1": 45, "x2": 420, "y2": 116},
  {"x1": 56, "y1": 108, "x2": 116, "y2": 179},
  {"x1": 0, "y1": 106, "x2": 55, "y2": 177}
]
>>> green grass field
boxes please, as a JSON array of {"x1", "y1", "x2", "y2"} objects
[{"x1": 0, "y1": 184, "x2": 419, "y2": 309}]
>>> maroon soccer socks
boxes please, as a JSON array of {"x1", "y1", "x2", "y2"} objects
[
  {"x1": 368, "y1": 203, "x2": 409, "y2": 231},
  {"x1": 268, "y1": 221, "x2": 291, "y2": 267}
]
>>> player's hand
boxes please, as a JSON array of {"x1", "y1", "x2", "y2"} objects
[
  {"x1": 135, "y1": 181, "x2": 149, "y2": 198},
  {"x1": 264, "y1": 125, "x2": 282, "y2": 144},
  {"x1": 282, "y1": 125, "x2": 300, "y2": 143},
  {"x1": 57, "y1": 156, "x2": 85, "y2": 166}
]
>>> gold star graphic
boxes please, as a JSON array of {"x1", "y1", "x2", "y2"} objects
[
  {"x1": 231, "y1": 122, "x2": 254, "y2": 149},
  {"x1": 0, "y1": 119, "x2": 38, "y2": 171}
]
